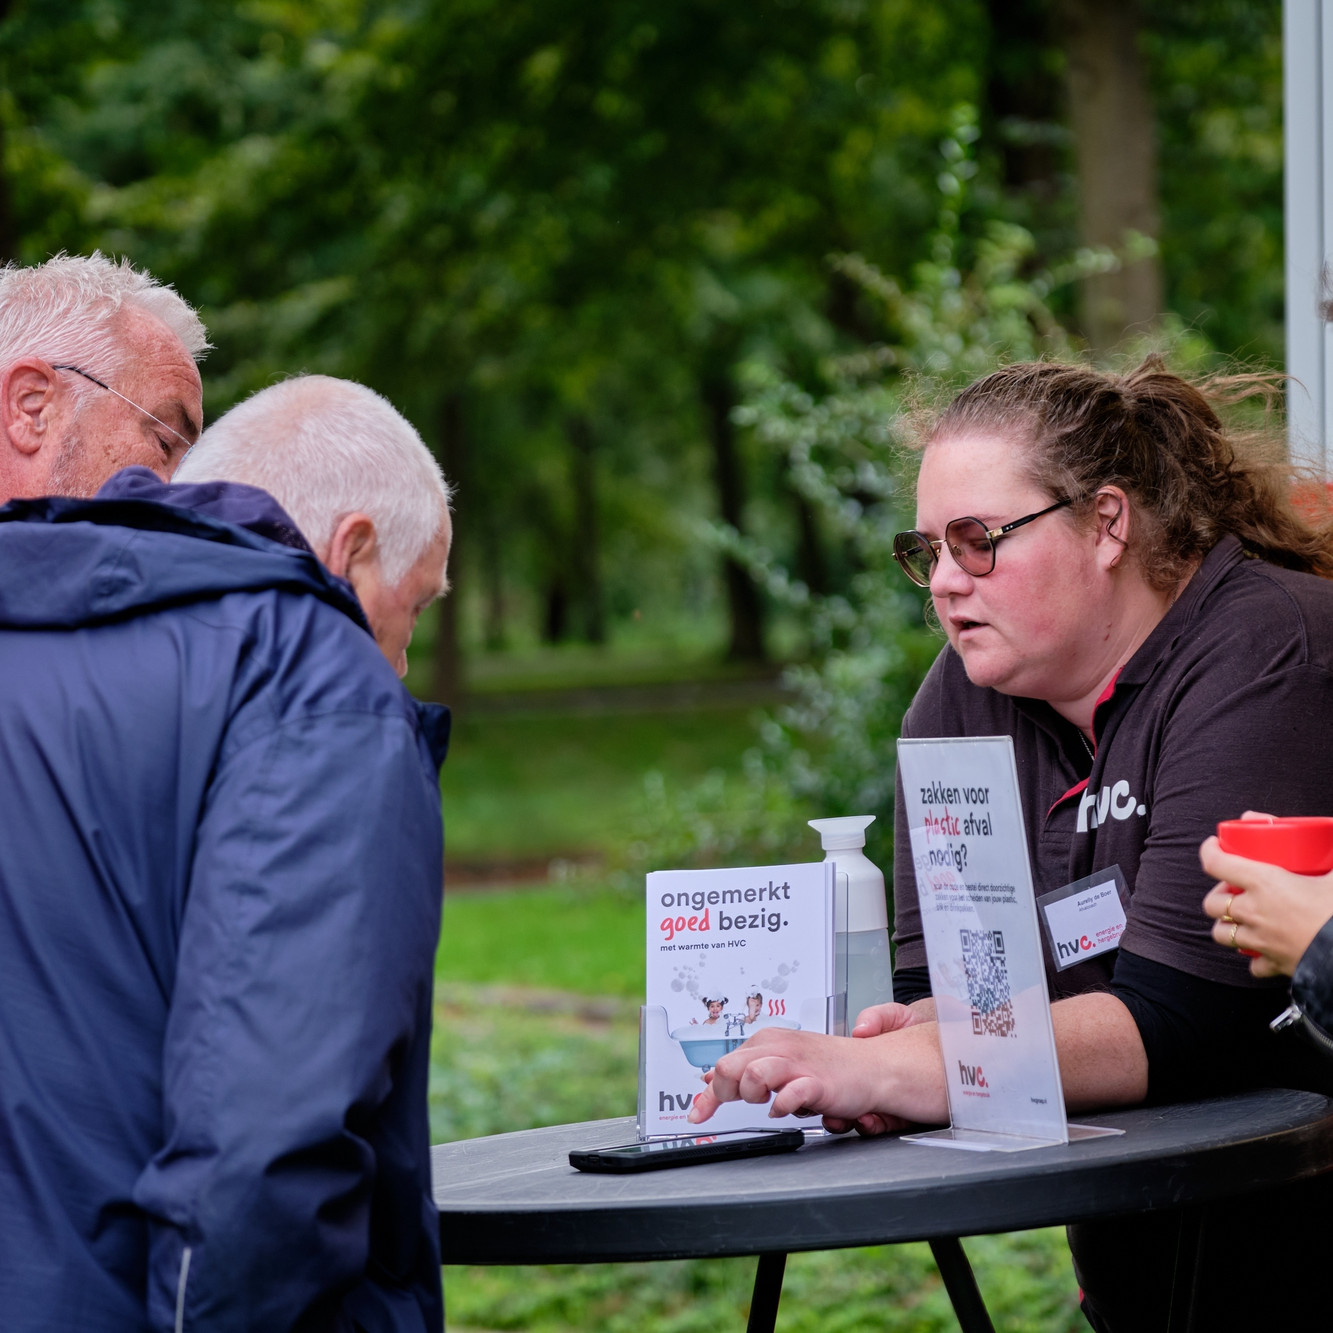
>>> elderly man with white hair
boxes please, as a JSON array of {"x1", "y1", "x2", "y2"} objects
[
  {"x1": 174, "y1": 373, "x2": 451, "y2": 677},
  {"x1": 0, "y1": 374, "x2": 452, "y2": 1331},
  {"x1": 0, "y1": 251, "x2": 207, "y2": 501}
]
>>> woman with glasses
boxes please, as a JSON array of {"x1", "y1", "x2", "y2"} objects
[{"x1": 693, "y1": 357, "x2": 1333, "y2": 1332}]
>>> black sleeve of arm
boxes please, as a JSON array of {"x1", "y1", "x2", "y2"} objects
[
  {"x1": 1109, "y1": 949, "x2": 1333, "y2": 1103},
  {"x1": 892, "y1": 965, "x2": 932, "y2": 1007}
]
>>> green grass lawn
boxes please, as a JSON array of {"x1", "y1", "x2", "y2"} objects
[
  {"x1": 441, "y1": 704, "x2": 769, "y2": 863},
  {"x1": 459, "y1": 640, "x2": 783, "y2": 696},
  {"x1": 406, "y1": 606, "x2": 791, "y2": 699},
  {"x1": 443, "y1": 1234, "x2": 1086, "y2": 1333},
  {"x1": 439, "y1": 884, "x2": 644, "y2": 996}
]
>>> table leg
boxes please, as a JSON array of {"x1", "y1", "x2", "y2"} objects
[
  {"x1": 745, "y1": 1251, "x2": 787, "y2": 1333},
  {"x1": 928, "y1": 1237, "x2": 996, "y2": 1333},
  {"x1": 1166, "y1": 1205, "x2": 1205, "y2": 1333}
]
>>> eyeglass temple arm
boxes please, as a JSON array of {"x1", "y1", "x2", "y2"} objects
[
  {"x1": 50, "y1": 364, "x2": 194, "y2": 450},
  {"x1": 984, "y1": 497, "x2": 1072, "y2": 541},
  {"x1": 52, "y1": 364, "x2": 112, "y2": 391}
]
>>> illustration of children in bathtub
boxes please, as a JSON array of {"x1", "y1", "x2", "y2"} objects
[
  {"x1": 689, "y1": 996, "x2": 728, "y2": 1027},
  {"x1": 671, "y1": 987, "x2": 798, "y2": 1077}
]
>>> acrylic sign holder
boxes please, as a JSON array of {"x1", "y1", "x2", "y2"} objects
[
  {"x1": 636, "y1": 867, "x2": 847, "y2": 1141},
  {"x1": 897, "y1": 736, "x2": 1121, "y2": 1153}
]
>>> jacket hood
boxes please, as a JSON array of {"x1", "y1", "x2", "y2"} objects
[{"x1": 0, "y1": 467, "x2": 370, "y2": 632}]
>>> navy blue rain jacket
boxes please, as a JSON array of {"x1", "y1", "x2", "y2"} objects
[{"x1": 0, "y1": 469, "x2": 449, "y2": 1331}]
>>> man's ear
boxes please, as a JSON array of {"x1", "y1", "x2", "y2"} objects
[
  {"x1": 2, "y1": 359, "x2": 63, "y2": 456},
  {"x1": 322, "y1": 512, "x2": 379, "y2": 581}
]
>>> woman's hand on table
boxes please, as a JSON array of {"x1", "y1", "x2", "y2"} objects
[
  {"x1": 686, "y1": 1021, "x2": 948, "y2": 1136},
  {"x1": 1200, "y1": 836, "x2": 1333, "y2": 978}
]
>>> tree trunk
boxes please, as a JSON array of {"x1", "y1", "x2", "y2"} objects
[
  {"x1": 542, "y1": 579, "x2": 568, "y2": 644},
  {"x1": 1058, "y1": 0, "x2": 1162, "y2": 352},
  {"x1": 983, "y1": 0, "x2": 1063, "y2": 207},
  {"x1": 0, "y1": 2, "x2": 15, "y2": 265},
  {"x1": 431, "y1": 392, "x2": 465, "y2": 705},
  {"x1": 0, "y1": 120, "x2": 16, "y2": 264},
  {"x1": 478, "y1": 502, "x2": 507, "y2": 652},
  {"x1": 702, "y1": 372, "x2": 765, "y2": 663},
  {"x1": 566, "y1": 414, "x2": 605, "y2": 644},
  {"x1": 790, "y1": 485, "x2": 827, "y2": 600}
]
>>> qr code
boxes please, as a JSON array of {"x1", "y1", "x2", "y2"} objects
[{"x1": 960, "y1": 927, "x2": 1016, "y2": 1038}]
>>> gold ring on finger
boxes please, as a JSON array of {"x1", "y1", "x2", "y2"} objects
[{"x1": 1229, "y1": 921, "x2": 1240, "y2": 949}]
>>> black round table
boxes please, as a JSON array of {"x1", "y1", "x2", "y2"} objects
[{"x1": 432, "y1": 1088, "x2": 1333, "y2": 1333}]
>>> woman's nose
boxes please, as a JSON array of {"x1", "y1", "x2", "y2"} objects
[{"x1": 929, "y1": 541, "x2": 973, "y2": 595}]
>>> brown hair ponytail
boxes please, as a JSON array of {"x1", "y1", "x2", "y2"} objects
[{"x1": 925, "y1": 356, "x2": 1333, "y2": 590}]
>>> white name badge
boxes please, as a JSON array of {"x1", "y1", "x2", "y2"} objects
[{"x1": 1037, "y1": 866, "x2": 1128, "y2": 971}]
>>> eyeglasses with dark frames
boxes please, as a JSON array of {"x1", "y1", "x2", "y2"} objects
[
  {"x1": 892, "y1": 497, "x2": 1073, "y2": 588},
  {"x1": 51, "y1": 364, "x2": 195, "y2": 457}
]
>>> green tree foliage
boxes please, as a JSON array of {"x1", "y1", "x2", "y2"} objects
[
  {"x1": 0, "y1": 0, "x2": 990, "y2": 667},
  {"x1": 0, "y1": 0, "x2": 1286, "y2": 683},
  {"x1": 1144, "y1": 0, "x2": 1283, "y2": 360},
  {"x1": 965, "y1": 0, "x2": 1284, "y2": 361},
  {"x1": 629, "y1": 115, "x2": 1211, "y2": 876}
]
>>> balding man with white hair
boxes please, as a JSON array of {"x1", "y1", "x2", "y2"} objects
[
  {"x1": 0, "y1": 251, "x2": 207, "y2": 502},
  {"x1": 175, "y1": 374, "x2": 451, "y2": 677},
  {"x1": 0, "y1": 376, "x2": 452, "y2": 1330}
]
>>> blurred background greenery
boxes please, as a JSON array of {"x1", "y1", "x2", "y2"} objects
[
  {"x1": 1, "y1": 1, "x2": 1286, "y2": 1325},
  {"x1": 1, "y1": 5, "x2": 1282, "y2": 855}
]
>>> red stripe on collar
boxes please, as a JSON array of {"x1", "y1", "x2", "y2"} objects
[
  {"x1": 1049, "y1": 777, "x2": 1089, "y2": 818},
  {"x1": 1089, "y1": 667, "x2": 1123, "y2": 743}
]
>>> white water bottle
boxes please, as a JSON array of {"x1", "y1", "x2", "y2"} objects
[{"x1": 808, "y1": 815, "x2": 893, "y2": 1026}]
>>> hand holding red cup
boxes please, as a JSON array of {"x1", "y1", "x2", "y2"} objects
[{"x1": 1202, "y1": 816, "x2": 1333, "y2": 975}]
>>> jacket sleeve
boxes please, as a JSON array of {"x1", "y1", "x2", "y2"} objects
[
  {"x1": 1293, "y1": 917, "x2": 1333, "y2": 1047},
  {"x1": 132, "y1": 709, "x2": 443, "y2": 1332}
]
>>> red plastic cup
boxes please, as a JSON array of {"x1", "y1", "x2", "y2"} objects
[
  {"x1": 1216, "y1": 818, "x2": 1333, "y2": 957},
  {"x1": 1216, "y1": 817, "x2": 1333, "y2": 875}
]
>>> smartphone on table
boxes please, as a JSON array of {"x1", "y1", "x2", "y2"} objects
[{"x1": 569, "y1": 1128, "x2": 805, "y2": 1174}]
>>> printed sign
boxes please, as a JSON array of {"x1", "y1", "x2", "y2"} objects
[
  {"x1": 639, "y1": 862, "x2": 836, "y2": 1138},
  {"x1": 896, "y1": 736, "x2": 1119, "y2": 1151}
]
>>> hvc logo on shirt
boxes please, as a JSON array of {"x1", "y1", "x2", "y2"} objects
[{"x1": 1076, "y1": 780, "x2": 1147, "y2": 832}]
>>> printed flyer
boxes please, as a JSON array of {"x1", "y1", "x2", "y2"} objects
[{"x1": 640, "y1": 861, "x2": 835, "y2": 1137}]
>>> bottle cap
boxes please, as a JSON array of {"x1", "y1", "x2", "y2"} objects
[{"x1": 808, "y1": 815, "x2": 876, "y2": 851}]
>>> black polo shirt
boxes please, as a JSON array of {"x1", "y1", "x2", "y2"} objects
[{"x1": 892, "y1": 536, "x2": 1333, "y2": 1098}]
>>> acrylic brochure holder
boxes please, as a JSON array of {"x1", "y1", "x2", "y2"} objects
[
  {"x1": 828, "y1": 867, "x2": 849, "y2": 1037},
  {"x1": 896, "y1": 736, "x2": 1122, "y2": 1153},
  {"x1": 636, "y1": 865, "x2": 847, "y2": 1141}
]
